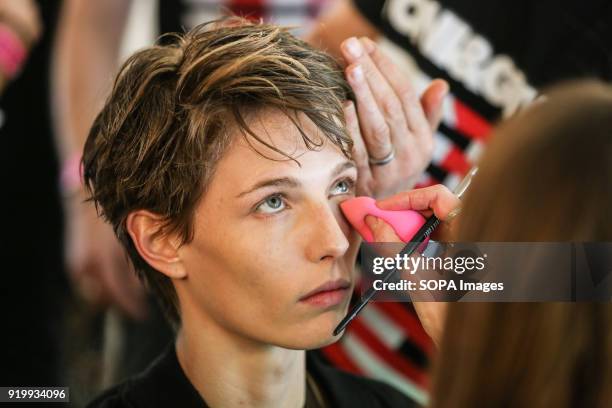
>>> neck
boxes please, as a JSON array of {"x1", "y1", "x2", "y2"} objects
[{"x1": 176, "y1": 307, "x2": 306, "y2": 408}]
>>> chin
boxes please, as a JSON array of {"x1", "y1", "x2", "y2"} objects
[
  {"x1": 276, "y1": 310, "x2": 347, "y2": 350},
  {"x1": 281, "y1": 333, "x2": 340, "y2": 350}
]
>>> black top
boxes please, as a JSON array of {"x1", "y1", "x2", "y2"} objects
[{"x1": 87, "y1": 344, "x2": 415, "y2": 408}]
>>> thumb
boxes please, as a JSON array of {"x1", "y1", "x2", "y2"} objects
[{"x1": 365, "y1": 215, "x2": 402, "y2": 242}]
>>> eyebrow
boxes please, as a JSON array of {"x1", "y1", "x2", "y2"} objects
[{"x1": 236, "y1": 160, "x2": 356, "y2": 198}]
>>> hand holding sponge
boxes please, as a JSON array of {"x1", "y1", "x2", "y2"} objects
[{"x1": 340, "y1": 196, "x2": 427, "y2": 243}]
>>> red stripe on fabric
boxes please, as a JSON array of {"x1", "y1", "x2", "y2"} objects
[
  {"x1": 373, "y1": 302, "x2": 434, "y2": 355},
  {"x1": 440, "y1": 147, "x2": 471, "y2": 176},
  {"x1": 454, "y1": 99, "x2": 492, "y2": 141},
  {"x1": 228, "y1": 0, "x2": 265, "y2": 20},
  {"x1": 351, "y1": 319, "x2": 429, "y2": 388},
  {"x1": 320, "y1": 341, "x2": 363, "y2": 374}
]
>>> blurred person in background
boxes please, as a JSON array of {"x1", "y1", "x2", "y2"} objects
[
  {"x1": 0, "y1": 0, "x2": 70, "y2": 394},
  {"x1": 365, "y1": 80, "x2": 612, "y2": 407}
]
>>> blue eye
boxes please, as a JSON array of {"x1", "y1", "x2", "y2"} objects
[
  {"x1": 256, "y1": 195, "x2": 286, "y2": 214},
  {"x1": 331, "y1": 178, "x2": 355, "y2": 196}
]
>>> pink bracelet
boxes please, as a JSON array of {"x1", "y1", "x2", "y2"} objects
[
  {"x1": 60, "y1": 153, "x2": 84, "y2": 195},
  {"x1": 0, "y1": 24, "x2": 26, "y2": 79}
]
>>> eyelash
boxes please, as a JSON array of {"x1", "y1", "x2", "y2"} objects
[{"x1": 253, "y1": 176, "x2": 356, "y2": 215}]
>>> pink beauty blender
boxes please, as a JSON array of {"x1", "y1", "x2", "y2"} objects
[{"x1": 340, "y1": 196, "x2": 427, "y2": 243}]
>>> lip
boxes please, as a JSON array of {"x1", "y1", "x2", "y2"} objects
[{"x1": 299, "y1": 278, "x2": 351, "y2": 308}]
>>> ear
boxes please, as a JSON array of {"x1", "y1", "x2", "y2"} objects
[{"x1": 126, "y1": 210, "x2": 187, "y2": 279}]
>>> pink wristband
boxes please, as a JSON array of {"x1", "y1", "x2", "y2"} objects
[
  {"x1": 0, "y1": 24, "x2": 26, "y2": 79},
  {"x1": 60, "y1": 153, "x2": 84, "y2": 195}
]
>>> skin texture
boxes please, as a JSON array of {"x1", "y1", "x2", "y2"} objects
[
  {"x1": 127, "y1": 109, "x2": 361, "y2": 407},
  {"x1": 176, "y1": 110, "x2": 360, "y2": 349}
]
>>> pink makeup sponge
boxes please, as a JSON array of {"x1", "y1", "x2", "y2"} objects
[{"x1": 340, "y1": 196, "x2": 427, "y2": 243}]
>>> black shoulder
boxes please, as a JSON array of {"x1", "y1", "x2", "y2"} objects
[
  {"x1": 357, "y1": 375, "x2": 418, "y2": 407},
  {"x1": 85, "y1": 344, "x2": 205, "y2": 408},
  {"x1": 85, "y1": 382, "x2": 135, "y2": 408},
  {"x1": 307, "y1": 351, "x2": 418, "y2": 408},
  {"x1": 333, "y1": 368, "x2": 418, "y2": 407}
]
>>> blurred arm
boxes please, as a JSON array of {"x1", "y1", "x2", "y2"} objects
[
  {"x1": 52, "y1": 0, "x2": 131, "y2": 161},
  {"x1": 51, "y1": 0, "x2": 147, "y2": 320}
]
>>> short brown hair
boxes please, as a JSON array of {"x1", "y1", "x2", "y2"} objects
[{"x1": 82, "y1": 18, "x2": 353, "y2": 325}]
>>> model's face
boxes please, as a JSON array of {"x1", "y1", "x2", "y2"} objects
[{"x1": 176, "y1": 110, "x2": 360, "y2": 349}]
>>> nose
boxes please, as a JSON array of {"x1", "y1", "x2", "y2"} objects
[{"x1": 303, "y1": 201, "x2": 350, "y2": 262}]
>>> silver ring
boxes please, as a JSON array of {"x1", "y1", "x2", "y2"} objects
[{"x1": 368, "y1": 146, "x2": 395, "y2": 166}]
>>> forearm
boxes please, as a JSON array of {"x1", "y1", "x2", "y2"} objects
[{"x1": 51, "y1": 0, "x2": 130, "y2": 162}]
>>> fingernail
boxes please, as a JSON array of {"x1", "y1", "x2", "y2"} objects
[
  {"x1": 365, "y1": 215, "x2": 379, "y2": 229},
  {"x1": 345, "y1": 37, "x2": 363, "y2": 58},
  {"x1": 350, "y1": 65, "x2": 364, "y2": 82}
]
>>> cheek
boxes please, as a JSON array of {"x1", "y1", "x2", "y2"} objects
[
  {"x1": 188, "y1": 228, "x2": 305, "y2": 319},
  {"x1": 249, "y1": 245, "x2": 304, "y2": 295},
  {"x1": 332, "y1": 200, "x2": 361, "y2": 274},
  {"x1": 181, "y1": 243, "x2": 302, "y2": 349},
  {"x1": 333, "y1": 198, "x2": 355, "y2": 238}
]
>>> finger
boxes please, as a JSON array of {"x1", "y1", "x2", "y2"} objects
[
  {"x1": 365, "y1": 215, "x2": 402, "y2": 242},
  {"x1": 342, "y1": 38, "x2": 408, "y2": 145},
  {"x1": 346, "y1": 63, "x2": 393, "y2": 160},
  {"x1": 376, "y1": 185, "x2": 461, "y2": 220},
  {"x1": 344, "y1": 100, "x2": 374, "y2": 192},
  {"x1": 360, "y1": 37, "x2": 430, "y2": 136},
  {"x1": 420, "y1": 79, "x2": 449, "y2": 131}
]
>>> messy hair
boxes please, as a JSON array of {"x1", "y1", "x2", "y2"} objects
[{"x1": 82, "y1": 18, "x2": 353, "y2": 325}]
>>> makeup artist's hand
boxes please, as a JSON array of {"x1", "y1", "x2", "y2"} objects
[
  {"x1": 341, "y1": 37, "x2": 448, "y2": 198},
  {"x1": 65, "y1": 192, "x2": 147, "y2": 320},
  {"x1": 363, "y1": 185, "x2": 460, "y2": 346}
]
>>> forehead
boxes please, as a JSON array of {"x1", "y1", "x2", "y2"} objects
[
  {"x1": 230, "y1": 108, "x2": 326, "y2": 159},
  {"x1": 209, "y1": 109, "x2": 350, "y2": 189},
  {"x1": 229, "y1": 108, "x2": 345, "y2": 165}
]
